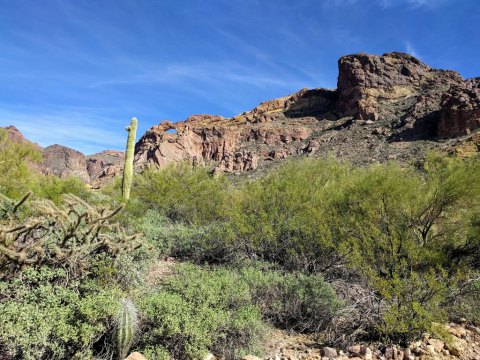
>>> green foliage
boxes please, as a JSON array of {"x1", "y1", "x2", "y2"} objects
[
  {"x1": 137, "y1": 263, "x2": 341, "y2": 359},
  {"x1": 138, "y1": 264, "x2": 267, "y2": 360},
  {"x1": 0, "y1": 267, "x2": 122, "y2": 360},
  {"x1": 33, "y1": 175, "x2": 90, "y2": 203},
  {"x1": 127, "y1": 163, "x2": 232, "y2": 224},
  {"x1": 240, "y1": 263, "x2": 342, "y2": 332},
  {"x1": 331, "y1": 155, "x2": 480, "y2": 342},
  {"x1": 222, "y1": 158, "x2": 350, "y2": 271},
  {"x1": 0, "y1": 128, "x2": 42, "y2": 198}
]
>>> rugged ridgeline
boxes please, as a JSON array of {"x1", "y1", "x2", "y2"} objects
[
  {"x1": 135, "y1": 52, "x2": 480, "y2": 174},
  {"x1": 3, "y1": 52, "x2": 480, "y2": 182},
  {"x1": 3, "y1": 125, "x2": 124, "y2": 185}
]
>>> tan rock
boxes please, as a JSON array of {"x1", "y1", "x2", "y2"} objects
[
  {"x1": 124, "y1": 352, "x2": 147, "y2": 360},
  {"x1": 241, "y1": 355, "x2": 263, "y2": 360},
  {"x1": 427, "y1": 338, "x2": 444, "y2": 352},
  {"x1": 347, "y1": 345, "x2": 361, "y2": 355},
  {"x1": 321, "y1": 347, "x2": 337, "y2": 358}
]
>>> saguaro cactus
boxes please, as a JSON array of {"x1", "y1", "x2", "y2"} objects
[
  {"x1": 122, "y1": 117, "x2": 138, "y2": 201},
  {"x1": 116, "y1": 299, "x2": 138, "y2": 360}
]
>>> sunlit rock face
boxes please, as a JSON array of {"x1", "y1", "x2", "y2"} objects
[{"x1": 134, "y1": 52, "x2": 480, "y2": 173}]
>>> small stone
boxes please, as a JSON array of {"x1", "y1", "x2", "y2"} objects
[
  {"x1": 347, "y1": 345, "x2": 362, "y2": 355},
  {"x1": 241, "y1": 356, "x2": 263, "y2": 360},
  {"x1": 204, "y1": 353, "x2": 216, "y2": 360},
  {"x1": 403, "y1": 348, "x2": 411, "y2": 357},
  {"x1": 322, "y1": 347, "x2": 337, "y2": 358},
  {"x1": 384, "y1": 346, "x2": 394, "y2": 359},
  {"x1": 426, "y1": 344, "x2": 435, "y2": 353},
  {"x1": 427, "y1": 338, "x2": 444, "y2": 352},
  {"x1": 361, "y1": 346, "x2": 373, "y2": 360},
  {"x1": 125, "y1": 353, "x2": 147, "y2": 360},
  {"x1": 441, "y1": 349, "x2": 450, "y2": 355}
]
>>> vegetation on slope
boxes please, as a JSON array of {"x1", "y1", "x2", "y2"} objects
[{"x1": 0, "y1": 128, "x2": 479, "y2": 358}]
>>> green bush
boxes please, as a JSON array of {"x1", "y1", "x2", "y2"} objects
[
  {"x1": 332, "y1": 156, "x2": 480, "y2": 343},
  {"x1": 240, "y1": 264, "x2": 343, "y2": 332},
  {"x1": 0, "y1": 128, "x2": 42, "y2": 198},
  {"x1": 33, "y1": 175, "x2": 90, "y2": 203},
  {"x1": 137, "y1": 264, "x2": 266, "y2": 360},
  {"x1": 125, "y1": 163, "x2": 232, "y2": 225},
  {"x1": 0, "y1": 267, "x2": 122, "y2": 360},
  {"x1": 219, "y1": 158, "x2": 351, "y2": 272}
]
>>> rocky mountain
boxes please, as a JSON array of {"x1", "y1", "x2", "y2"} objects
[
  {"x1": 42, "y1": 145, "x2": 124, "y2": 185},
  {"x1": 2, "y1": 126, "x2": 124, "y2": 185},
  {"x1": 3, "y1": 52, "x2": 480, "y2": 182},
  {"x1": 134, "y1": 52, "x2": 480, "y2": 174}
]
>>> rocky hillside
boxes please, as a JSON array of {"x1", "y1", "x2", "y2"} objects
[
  {"x1": 42, "y1": 145, "x2": 124, "y2": 185},
  {"x1": 3, "y1": 52, "x2": 480, "y2": 182},
  {"x1": 2, "y1": 126, "x2": 124, "y2": 185},
  {"x1": 135, "y1": 52, "x2": 480, "y2": 174}
]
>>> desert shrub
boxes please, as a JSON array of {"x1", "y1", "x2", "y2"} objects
[
  {"x1": 137, "y1": 264, "x2": 266, "y2": 360},
  {"x1": 138, "y1": 209, "x2": 237, "y2": 263},
  {"x1": 220, "y1": 158, "x2": 351, "y2": 272},
  {"x1": 33, "y1": 175, "x2": 90, "y2": 203},
  {"x1": 332, "y1": 156, "x2": 480, "y2": 343},
  {"x1": 126, "y1": 163, "x2": 232, "y2": 225},
  {"x1": 0, "y1": 128, "x2": 42, "y2": 198},
  {"x1": 0, "y1": 266, "x2": 122, "y2": 360},
  {"x1": 239, "y1": 263, "x2": 342, "y2": 332}
]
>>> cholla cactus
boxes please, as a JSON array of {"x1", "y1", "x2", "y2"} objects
[
  {"x1": 0, "y1": 193, "x2": 142, "y2": 277},
  {"x1": 122, "y1": 117, "x2": 138, "y2": 201},
  {"x1": 116, "y1": 298, "x2": 138, "y2": 360}
]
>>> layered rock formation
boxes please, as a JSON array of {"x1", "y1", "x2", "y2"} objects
[{"x1": 134, "y1": 52, "x2": 480, "y2": 173}]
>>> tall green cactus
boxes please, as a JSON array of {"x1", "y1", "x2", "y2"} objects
[
  {"x1": 116, "y1": 299, "x2": 137, "y2": 360},
  {"x1": 122, "y1": 117, "x2": 138, "y2": 201}
]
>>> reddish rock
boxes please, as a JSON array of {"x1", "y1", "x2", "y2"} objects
[
  {"x1": 42, "y1": 144, "x2": 90, "y2": 183},
  {"x1": 438, "y1": 78, "x2": 480, "y2": 137}
]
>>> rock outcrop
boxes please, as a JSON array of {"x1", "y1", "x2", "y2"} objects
[
  {"x1": 134, "y1": 89, "x2": 335, "y2": 173},
  {"x1": 134, "y1": 52, "x2": 480, "y2": 173},
  {"x1": 42, "y1": 146, "x2": 124, "y2": 185},
  {"x1": 4, "y1": 52, "x2": 480, "y2": 181},
  {"x1": 42, "y1": 145, "x2": 91, "y2": 183}
]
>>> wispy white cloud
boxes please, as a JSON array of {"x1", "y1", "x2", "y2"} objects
[
  {"x1": 404, "y1": 40, "x2": 422, "y2": 59},
  {"x1": 378, "y1": 0, "x2": 448, "y2": 9},
  {"x1": 0, "y1": 106, "x2": 126, "y2": 154},
  {"x1": 89, "y1": 61, "x2": 310, "y2": 91}
]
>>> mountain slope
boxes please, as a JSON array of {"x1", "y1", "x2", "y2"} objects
[{"x1": 134, "y1": 52, "x2": 480, "y2": 173}]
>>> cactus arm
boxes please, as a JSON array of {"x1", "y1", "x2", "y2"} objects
[{"x1": 122, "y1": 117, "x2": 138, "y2": 201}]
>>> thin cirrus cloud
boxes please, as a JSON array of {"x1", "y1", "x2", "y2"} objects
[
  {"x1": 89, "y1": 61, "x2": 311, "y2": 90},
  {"x1": 0, "y1": 106, "x2": 125, "y2": 155},
  {"x1": 0, "y1": 0, "x2": 477, "y2": 154}
]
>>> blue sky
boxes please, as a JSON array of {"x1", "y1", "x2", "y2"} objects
[{"x1": 0, "y1": 0, "x2": 478, "y2": 154}]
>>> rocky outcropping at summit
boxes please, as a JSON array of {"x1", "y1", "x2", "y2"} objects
[{"x1": 134, "y1": 52, "x2": 480, "y2": 173}]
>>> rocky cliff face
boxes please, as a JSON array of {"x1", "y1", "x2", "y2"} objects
[
  {"x1": 134, "y1": 52, "x2": 480, "y2": 173},
  {"x1": 42, "y1": 146, "x2": 124, "y2": 185},
  {"x1": 4, "y1": 52, "x2": 480, "y2": 182}
]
